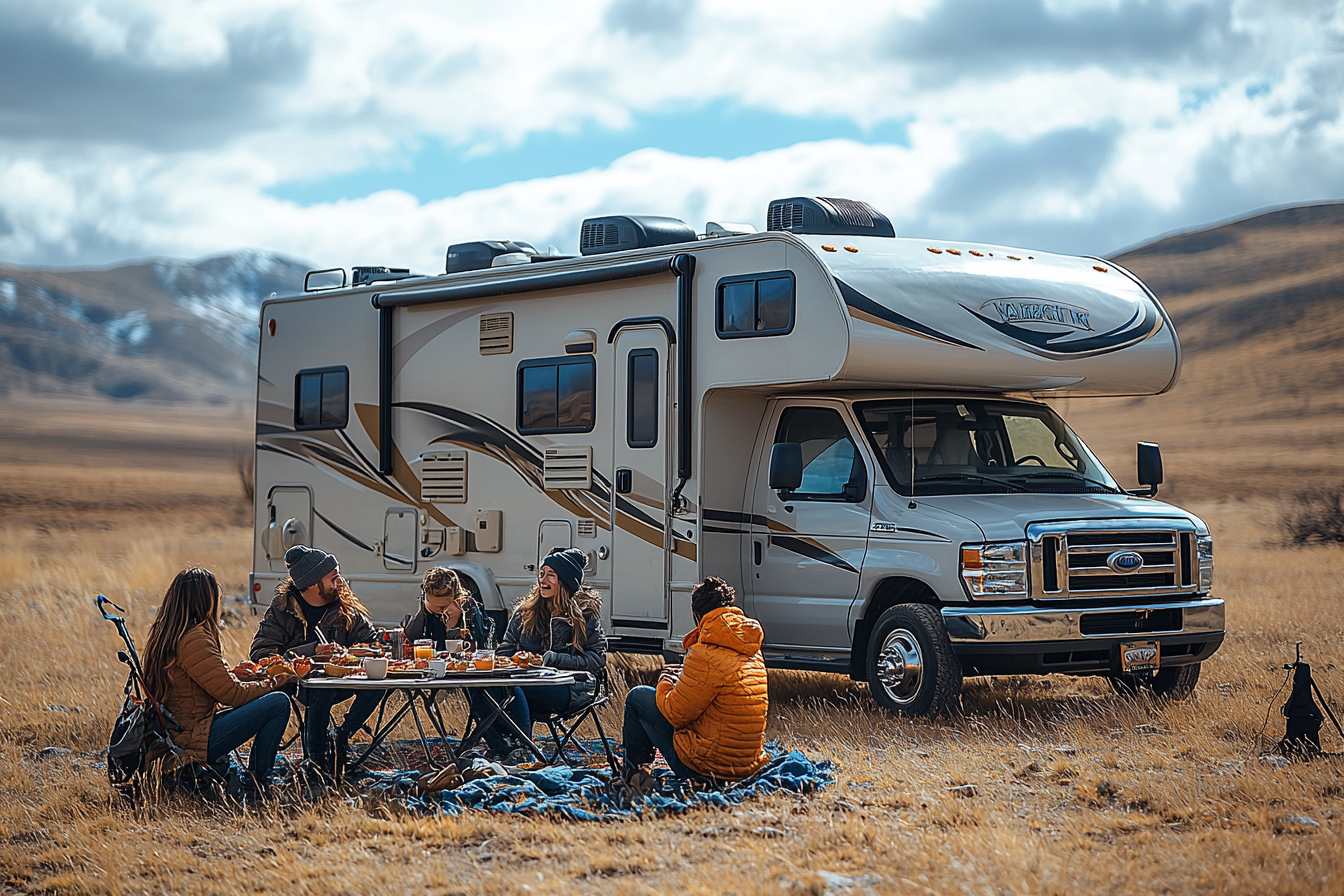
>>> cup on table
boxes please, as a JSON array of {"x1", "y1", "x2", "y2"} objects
[
  {"x1": 363, "y1": 657, "x2": 388, "y2": 680},
  {"x1": 413, "y1": 638, "x2": 435, "y2": 660},
  {"x1": 428, "y1": 657, "x2": 447, "y2": 678},
  {"x1": 442, "y1": 639, "x2": 464, "y2": 655}
]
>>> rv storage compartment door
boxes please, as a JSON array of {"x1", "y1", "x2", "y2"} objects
[
  {"x1": 383, "y1": 507, "x2": 417, "y2": 570},
  {"x1": 749, "y1": 403, "x2": 870, "y2": 650},
  {"x1": 610, "y1": 328, "x2": 672, "y2": 625},
  {"x1": 266, "y1": 486, "x2": 313, "y2": 573}
]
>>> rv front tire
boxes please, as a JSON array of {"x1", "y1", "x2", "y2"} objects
[{"x1": 865, "y1": 603, "x2": 962, "y2": 716}]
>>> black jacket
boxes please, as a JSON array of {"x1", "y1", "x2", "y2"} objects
[
  {"x1": 249, "y1": 583, "x2": 377, "y2": 662},
  {"x1": 403, "y1": 596, "x2": 488, "y2": 651},
  {"x1": 498, "y1": 588, "x2": 606, "y2": 707}
]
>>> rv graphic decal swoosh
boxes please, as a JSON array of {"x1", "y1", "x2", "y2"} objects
[
  {"x1": 837, "y1": 279, "x2": 983, "y2": 350},
  {"x1": 314, "y1": 507, "x2": 375, "y2": 552},
  {"x1": 769, "y1": 535, "x2": 860, "y2": 574},
  {"x1": 962, "y1": 299, "x2": 1163, "y2": 358}
]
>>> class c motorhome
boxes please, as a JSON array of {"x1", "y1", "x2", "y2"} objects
[{"x1": 250, "y1": 196, "x2": 1224, "y2": 715}]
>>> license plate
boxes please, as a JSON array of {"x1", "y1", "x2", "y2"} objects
[{"x1": 1120, "y1": 640, "x2": 1160, "y2": 673}]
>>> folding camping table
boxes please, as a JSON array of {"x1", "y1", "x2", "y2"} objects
[{"x1": 299, "y1": 669, "x2": 590, "y2": 771}]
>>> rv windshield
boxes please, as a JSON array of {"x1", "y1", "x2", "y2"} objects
[{"x1": 855, "y1": 399, "x2": 1121, "y2": 496}]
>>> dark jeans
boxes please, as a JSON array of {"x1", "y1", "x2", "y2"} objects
[
  {"x1": 207, "y1": 691, "x2": 291, "y2": 779},
  {"x1": 300, "y1": 687, "x2": 383, "y2": 759},
  {"x1": 622, "y1": 685, "x2": 701, "y2": 780},
  {"x1": 468, "y1": 684, "x2": 573, "y2": 753}
]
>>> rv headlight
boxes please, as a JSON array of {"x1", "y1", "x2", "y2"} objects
[
  {"x1": 961, "y1": 542, "x2": 1028, "y2": 599},
  {"x1": 1197, "y1": 536, "x2": 1214, "y2": 593}
]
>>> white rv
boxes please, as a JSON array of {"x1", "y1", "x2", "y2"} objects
[{"x1": 249, "y1": 196, "x2": 1223, "y2": 715}]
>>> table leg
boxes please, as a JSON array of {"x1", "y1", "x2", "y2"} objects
[
  {"x1": 344, "y1": 690, "x2": 412, "y2": 772},
  {"x1": 463, "y1": 690, "x2": 549, "y2": 764}
]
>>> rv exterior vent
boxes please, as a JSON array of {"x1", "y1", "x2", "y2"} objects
[
  {"x1": 480, "y1": 312, "x2": 514, "y2": 354},
  {"x1": 576, "y1": 518, "x2": 596, "y2": 538},
  {"x1": 578, "y1": 215, "x2": 697, "y2": 256},
  {"x1": 447, "y1": 240, "x2": 538, "y2": 273},
  {"x1": 765, "y1": 197, "x2": 895, "y2": 238},
  {"x1": 420, "y1": 450, "x2": 467, "y2": 503},
  {"x1": 543, "y1": 446, "x2": 593, "y2": 490}
]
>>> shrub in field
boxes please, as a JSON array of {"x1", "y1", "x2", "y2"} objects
[{"x1": 1281, "y1": 486, "x2": 1344, "y2": 544}]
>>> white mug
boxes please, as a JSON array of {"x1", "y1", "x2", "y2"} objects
[
  {"x1": 428, "y1": 658, "x2": 447, "y2": 678},
  {"x1": 363, "y1": 657, "x2": 388, "y2": 680},
  {"x1": 442, "y1": 639, "x2": 465, "y2": 655}
]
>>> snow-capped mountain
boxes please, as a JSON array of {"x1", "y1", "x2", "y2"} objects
[{"x1": 0, "y1": 251, "x2": 309, "y2": 401}]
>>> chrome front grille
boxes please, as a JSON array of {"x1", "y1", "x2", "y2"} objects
[{"x1": 1027, "y1": 520, "x2": 1199, "y2": 600}]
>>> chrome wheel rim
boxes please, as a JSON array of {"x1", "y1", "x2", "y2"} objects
[{"x1": 877, "y1": 628, "x2": 924, "y2": 705}]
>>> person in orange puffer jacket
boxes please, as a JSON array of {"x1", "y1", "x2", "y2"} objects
[{"x1": 621, "y1": 577, "x2": 769, "y2": 781}]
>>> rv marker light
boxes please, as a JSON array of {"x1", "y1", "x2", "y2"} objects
[
  {"x1": 844, "y1": 246, "x2": 858, "y2": 253},
  {"x1": 268, "y1": 319, "x2": 276, "y2": 336},
  {"x1": 821, "y1": 245, "x2": 837, "y2": 252},
  {"x1": 1094, "y1": 265, "x2": 1108, "y2": 272},
  {"x1": 927, "y1": 247, "x2": 943, "y2": 254},
  {"x1": 946, "y1": 249, "x2": 962, "y2": 255}
]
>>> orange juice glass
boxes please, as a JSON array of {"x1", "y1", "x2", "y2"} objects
[
  {"x1": 414, "y1": 639, "x2": 434, "y2": 660},
  {"x1": 472, "y1": 652, "x2": 495, "y2": 671}
]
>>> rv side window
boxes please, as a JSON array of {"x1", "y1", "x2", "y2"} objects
[
  {"x1": 627, "y1": 348, "x2": 658, "y2": 448},
  {"x1": 294, "y1": 366, "x2": 349, "y2": 430},
  {"x1": 716, "y1": 271, "x2": 795, "y2": 338},
  {"x1": 517, "y1": 356, "x2": 595, "y2": 434}
]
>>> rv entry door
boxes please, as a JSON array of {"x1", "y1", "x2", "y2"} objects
[{"x1": 610, "y1": 328, "x2": 672, "y2": 624}]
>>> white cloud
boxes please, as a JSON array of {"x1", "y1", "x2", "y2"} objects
[{"x1": 0, "y1": 0, "x2": 1340, "y2": 266}]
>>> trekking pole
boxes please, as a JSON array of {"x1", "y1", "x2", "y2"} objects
[{"x1": 97, "y1": 594, "x2": 174, "y2": 732}]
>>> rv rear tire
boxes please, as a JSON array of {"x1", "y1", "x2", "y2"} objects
[{"x1": 865, "y1": 604, "x2": 962, "y2": 716}]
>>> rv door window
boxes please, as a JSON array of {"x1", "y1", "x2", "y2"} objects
[
  {"x1": 716, "y1": 271, "x2": 795, "y2": 338},
  {"x1": 294, "y1": 366, "x2": 349, "y2": 430},
  {"x1": 517, "y1": 356, "x2": 595, "y2": 434},
  {"x1": 627, "y1": 348, "x2": 659, "y2": 448},
  {"x1": 774, "y1": 407, "x2": 864, "y2": 501}
]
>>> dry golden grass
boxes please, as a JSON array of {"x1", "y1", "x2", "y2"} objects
[{"x1": 2, "y1": 403, "x2": 1344, "y2": 895}]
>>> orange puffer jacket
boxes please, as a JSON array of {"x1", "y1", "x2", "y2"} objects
[
  {"x1": 656, "y1": 606, "x2": 769, "y2": 780},
  {"x1": 157, "y1": 622, "x2": 277, "y2": 765}
]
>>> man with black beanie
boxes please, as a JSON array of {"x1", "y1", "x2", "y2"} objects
[{"x1": 250, "y1": 545, "x2": 380, "y2": 776}]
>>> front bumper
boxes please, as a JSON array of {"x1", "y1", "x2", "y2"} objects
[{"x1": 942, "y1": 597, "x2": 1225, "y2": 676}]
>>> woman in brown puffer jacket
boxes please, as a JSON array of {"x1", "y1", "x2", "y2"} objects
[{"x1": 143, "y1": 568, "x2": 292, "y2": 787}]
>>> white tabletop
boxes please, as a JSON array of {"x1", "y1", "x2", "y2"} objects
[{"x1": 298, "y1": 669, "x2": 577, "y2": 689}]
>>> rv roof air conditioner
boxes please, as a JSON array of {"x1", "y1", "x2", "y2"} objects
[
  {"x1": 578, "y1": 215, "x2": 697, "y2": 256},
  {"x1": 446, "y1": 240, "x2": 538, "y2": 274},
  {"x1": 766, "y1": 197, "x2": 895, "y2": 238}
]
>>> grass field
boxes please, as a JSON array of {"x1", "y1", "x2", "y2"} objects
[{"x1": 1, "y1": 400, "x2": 1342, "y2": 895}]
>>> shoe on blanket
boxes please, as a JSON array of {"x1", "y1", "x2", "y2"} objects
[
  {"x1": 415, "y1": 763, "x2": 463, "y2": 796},
  {"x1": 620, "y1": 762, "x2": 657, "y2": 797}
]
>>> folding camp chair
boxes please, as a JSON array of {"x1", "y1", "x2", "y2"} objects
[{"x1": 533, "y1": 667, "x2": 618, "y2": 770}]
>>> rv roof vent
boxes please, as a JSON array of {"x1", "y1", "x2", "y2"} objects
[
  {"x1": 578, "y1": 215, "x2": 697, "y2": 256},
  {"x1": 420, "y1": 450, "x2": 467, "y2": 503},
  {"x1": 704, "y1": 221, "x2": 757, "y2": 239},
  {"x1": 543, "y1": 446, "x2": 593, "y2": 490},
  {"x1": 480, "y1": 312, "x2": 514, "y2": 355},
  {"x1": 447, "y1": 240, "x2": 538, "y2": 274},
  {"x1": 765, "y1": 197, "x2": 895, "y2": 238},
  {"x1": 352, "y1": 266, "x2": 419, "y2": 286}
]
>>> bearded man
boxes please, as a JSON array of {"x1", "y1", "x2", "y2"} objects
[{"x1": 250, "y1": 545, "x2": 380, "y2": 775}]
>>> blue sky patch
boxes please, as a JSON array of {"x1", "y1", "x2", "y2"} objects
[{"x1": 268, "y1": 102, "x2": 912, "y2": 206}]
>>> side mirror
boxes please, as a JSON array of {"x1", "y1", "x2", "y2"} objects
[
  {"x1": 842, "y1": 455, "x2": 868, "y2": 502},
  {"x1": 768, "y1": 443, "x2": 803, "y2": 493},
  {"x1": 1132, "y1": 441, "x2": 1163, "y2": 497}
]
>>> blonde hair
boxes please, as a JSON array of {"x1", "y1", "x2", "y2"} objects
[
  {"x1": 515, "y1": 581, "x2": 600, "y2": 653},
  {"x1": 421, "y1": 567, "x2": 469, "y2": 601}
]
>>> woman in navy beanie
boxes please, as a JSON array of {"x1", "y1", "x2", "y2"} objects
[{"x1": 470, "y1": 547, "x2": 607, "y2": 761}]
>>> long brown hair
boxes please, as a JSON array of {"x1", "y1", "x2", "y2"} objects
[
  {"x1": 515, "y1": 581, "x2": 600, "y2": 653},
  {"x1": 143, "y1": 567, "x2": 222, "y2": 700},
  {"x1": 275, "y1": 575, "x2": 370, "y2": 630}
]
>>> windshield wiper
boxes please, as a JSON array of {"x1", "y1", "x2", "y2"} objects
[
  {"x1": 1007, "y1": 469, "x2": 1121, "y2": 493},
  {"x1": 914, "y1": 473, "x2": 1030, "y2": 493}
]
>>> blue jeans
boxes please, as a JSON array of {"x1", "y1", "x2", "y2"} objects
[
  {"x1": 468, "y1": 684, "x2": 574, "y2": 753},
  {"x1": 622, "y1": 685, "x2": 701, "y2": 779},
  {"x1": 207, "y1": 691, "x2": 291, "y2": 779},
  {"x1": 300, "y1": 688, "x2": 384, "y2": 760}
]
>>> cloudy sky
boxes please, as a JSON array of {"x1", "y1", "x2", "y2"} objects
[{"x1": 1, "y1": 0, "x2": 1341, "y2": 272}]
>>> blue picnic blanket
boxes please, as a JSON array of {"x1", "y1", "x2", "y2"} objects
[{"x1": 352, "y1": 742, "x2": 835, "y2": 821}]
